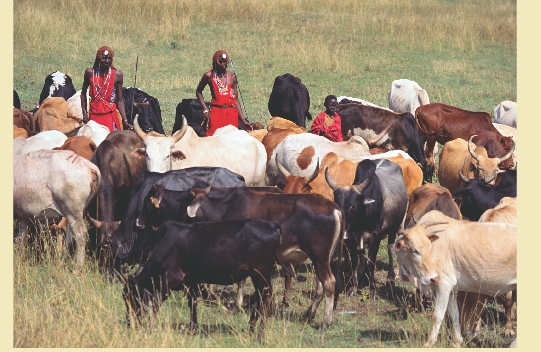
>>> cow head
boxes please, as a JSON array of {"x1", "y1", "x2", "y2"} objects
[
  {"x1": 279, "y1": 158, "x2": 319, "y2": 194},
  {"x1": 468, "y1": 135, "x2": 514, "y2": 184},
  {"x1": 186, "y1": 185, "x2": 215, "y2": 221},
  {"x1": 87, "y1": 215, "x2": 121, "y2": 249},
  {"x1": 136, "y1": 184, "x2": 166, "y2": 230},
  {"x1": 395, "y1": 222, "x2": 444, "y2": 286},
  {"x1": 132, "y1": 115, "x2": 187, "y2": 172}
]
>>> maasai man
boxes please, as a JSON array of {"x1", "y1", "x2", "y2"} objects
[
  {"x1": 196, "y1": 50, "x2": 251, "y2": 136},
  {"x1": 81, "y1": 46, "x2": 132, "y2": 132},
  {"x1": 309, "y1": 95, "x2": 343, "y2": 142}
]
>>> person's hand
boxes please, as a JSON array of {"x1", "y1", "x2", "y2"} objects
[
  {"x1": 123, "y1": 120, "x2": 134, "y2": 130},
  {"x1": 243, "y1": 120, "x2": 253, "y2": 131},
  {"x1": 82, "y1": 114, "x2": 89, "y2": 124}
]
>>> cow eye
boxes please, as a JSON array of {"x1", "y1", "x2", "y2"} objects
[{"x1": 348, "y1": 203, "x2": 357, "y2": 212}]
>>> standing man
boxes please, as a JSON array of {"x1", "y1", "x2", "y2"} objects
[
  {"x1": 196, "y1": 50, "x2": 251, "y2": 136},
  {"x1": 309, "y1": 95, "x2": 343, "y2": 142},
  {"x1": 81, "y1": 46, "x2": 133, "y2": 132}
]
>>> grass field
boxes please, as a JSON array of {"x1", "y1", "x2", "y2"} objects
[{"x1": 13, "y1": 0, "x2": 517, "y2": 348}]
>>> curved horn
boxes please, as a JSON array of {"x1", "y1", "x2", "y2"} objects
[
  {"x1": 412, "y1": 214, "x2": 418, "y2": 225},
  {"x1": 171, "y1": 115, "x2": 188, "y2": 143},
  {"x1": 458, "y1": 169, "x2": 471, "y2": 184},
  {"x1": 276, "y1": 159, "x2": 291, "y2": 178},
  {"x1": 497, "y1": 139, "x2": 515, "y2": 163},
  {"x1": 324, "y1": 167, "x2": 339, "y2": 190},
  {"x1": 87, "y1": 215, "x2": 102, "y2": 229},
  {"x1": 420, "y1": 221, "x2": 449, "y2": 230},
  {"x1": 468, "y1": 135, "x2": 479, "y2": 160},
  {"x1": 306, "y1": 158, "x2": 320, "y2": 184},
  {"x1": 367, "y1": 123, "x2": 393, "y2": 147},
  {"x1": 352, "y1": 177, "x2": 370, "y2": 194},
  {"x1": 133, "y1": 114, "x2": 148, "y2": 141}
]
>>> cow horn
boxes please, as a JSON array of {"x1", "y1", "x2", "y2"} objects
[
  {"x1": 458, "y1": 169, "x2": 471, "y2": 184},
  {"x1": 366, "y1": 123, "x2": 393, "y2": 147},
  {"x1": 468, "y1": 135, "x2": 479, "y2": 160},
  {"x1": 87, "y1": 215, "x2": 102, "y2": 228},
  {"x1": 306, "y1": 158, "x2": 320, "y2": 184},
  {"x1": 497, "y1": 139, "x2": 515, "y2": 163},
  {"x1": 276, "y1": 159, "x2": 291, "y2": 178},
  {"x1": 133, "y1": 114, "x2": 148, "y2": 141},
  {"x1": 352, "y1": 177, "x2": 370, "y2": 194},
  {"x1": 171, "y1": 115, "x2": 188, "y2": 143},
  {"x1": 412, "y1": 214, "x2": 418, "y2": 225},
  {"x1": 324, "y1": 167, "x2": 339, "y2": 190},
  {"x1": 420, "y1": 221, "x2": 449, "y2": 230}
]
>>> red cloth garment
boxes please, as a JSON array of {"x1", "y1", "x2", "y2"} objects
[
  {"x1": 206, "y1": 70, "x2": 238, "y2": 136},
  {"x1": 309, "y1": 111, "x2": 343, "y2": 142},
  {"x1": 89, "y1": 68, "x2": 121, "y2": 133}
]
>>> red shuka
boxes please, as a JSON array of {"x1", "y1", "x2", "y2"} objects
[
  {"x1": 206, "y1": 70, "x2": 238, "y2": 136},
  {"x1": 89, "y1": 68, "x2": 121, "y2": 133},
  {"x1": 309, "y1": 111, "x2": 343, "y2": 142}
]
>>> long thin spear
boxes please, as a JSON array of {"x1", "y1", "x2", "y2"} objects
[{"x1": 129, "y1": 55, "x2": 139, "y2": 123}]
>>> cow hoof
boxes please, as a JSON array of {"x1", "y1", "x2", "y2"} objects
[{"x1": 505, "y1": 329, "x2": 516, "y2": 338}]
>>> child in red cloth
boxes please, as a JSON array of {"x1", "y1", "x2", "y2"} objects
[
  {"x1": 309, "y1": 95, "x2": 343, "y2": 142},
  {"x1": 196, "y1": 50, "x2": 251, "y2": 136}
]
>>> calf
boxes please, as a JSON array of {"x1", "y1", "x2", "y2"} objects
[
  {"x1": 267, "y1": 73, "x2": 312, "y2": 128},
  {"x1": 394, "y1": 210, "x2": 516, "y2": 347},
  {"x1": 186, "y1": 186, "x2": 344, "y2": 328},
  {"x1": 123, "y1": 218, "x2": 285, "y2": 341}
]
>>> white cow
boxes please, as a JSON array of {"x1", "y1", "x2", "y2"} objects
[
  {"x1": 13, "y1": 130, "x2": 68, "y2": 156},
  {"x1": 394, "y1": 210, "x2": 516, "y2": 347},
  {"x1": 494, "y1": 100, "x2": 517, "y2": 128},
  {"x1": 132, "y1": 116, "x2": 267, "y2": 186},
  {"x1": 337, "y1": 96, "x2": 392, "y2": 111},
  {"x1": 266, "y1": 128, "x2": 389, "y2": 186},
  {"x1": 76, "y1": 120, "x2": 110, "y2": 147},
  {"x1": 67, "y1": 89, "x2": 91, "y2": 122},
  {"x1": 388, "y1": 78, "x2": 430, "y2": 115},
  {"x1": 13, "y1": 150, "x2": 101, "y2": 271}
]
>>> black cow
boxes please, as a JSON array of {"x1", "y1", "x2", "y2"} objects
[
  {"x1": 268, "y1": 73, "x2": 312, "y2": 128},
  {"x1": 38, "y1": 71, "x2": 76, "y2": 106},
  {"x1": 14, "y1": 90, "x2": 21, "y2": 109},
  {"x1": 452, "y1": 169, "x2": 517, "y2": 221},
  {"x1": 186, "y1": 186, "x2": 344, "y2": 329},
  {"x1": 325, "y1": 159, "x2": 408, "y2": 299},
  {"x1": 173, "y1": 98, "x2": 210, "y2": 137},
  {"x1": 88, "y1": 130, "x2": 147, "y2": 267},
  {"x1": 108, "y1": 167, "x2": 246, "y2": 267},
  {"x1": 122, "y1": 87, "x2": 165, "y2": 134},
  {"x1": 336, "y1": 101, "x2": 430, "y2": 183},
  {"x1": 122, "y1": 218, "x2": 285, "y2": 340}
]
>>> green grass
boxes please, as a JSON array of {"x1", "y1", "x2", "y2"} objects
[{"x1": 13, "y1": 0, "x2": 516, "y2": 347}]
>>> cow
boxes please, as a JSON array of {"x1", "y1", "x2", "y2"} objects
[
  {"x1": 14, "y1": 89, "x2": 21, "y2": 109},
  {"x1": 261, "y1": 125, "x2": 307, "y2": 163},
  {"x1": 267, "y1": 116, "x2": 307, "y2": 131},
  {"x1": 37, "y1": 71, "x2": 76, "y2": 107},
  {"x1": 325, "y1": 159, "x2": 408, "y2": 298},
  {"x1": 415, "y1": 102, "x2": 514, "y2": 182},
  {"x1": 394, "y1": 210, "x2": 516, "y2": 347},
  {"x1": 121, "y1": 218, "x2": 285, "y2": 341},
  {"x1": 337, "y1": 96, "x2": 392, "y2": 111},
  {"x1": 13, "y1": 150, "x2": 101, "y2": 271},
  {"x1": 13, "y1": 125, "x2": 28, "y2": 139},
  {"x1": 248, "y1": 129, "x2": 268, "y2": 142},
  {"x1": 404, "y1": 184, "x2": 461, "y2": 229},
  {"x1": 53, "y1": 136, "x2": 97, "y2": 160},
  {"x1": 76, "y1": 120, "x2": 110, "y2": 147},
  {"x1": 66, "y1": 90, "x2": 90, "y2": 121},
  {"x1": 173, "y1": 98, "x2": 211, "y2": 137},
  {"x1": 387, "y1": 79, "x2": 430, "y2": 115},
  {"x1": 31, "y1": 97, "x2": 83, "y2": 135},
  {"x1": 186, "y1": 186, "x2": 345, "y2": 329},
  {"x1": 122, "y1": 87, "x2": 165, "y2": 134},
  {"x1": 438, "y1": 136, "x2": 515, "y2": 195},
  {"x1": 335, "y1": 101, "x2": 429, "y2": 183},
  {"x1": 279, "y1": 150, "x2": 421, "y2": 202},
  {"x1": 104, "y1": 167, "x2": 246, "y2": 270},
  {"x1": 266, "y1": 126, "x2": 390, "y2": 187},
  {"x1": 452, "y1": 169, "x2": 517, "y2": 221},
  {"x1": 88, "y1": 130, "x2": 147, "y2": 265},
  {"x1": 471, "y1": 129, "x2": 515, "y2": 170},
  {"x1": 494, "y1": 100, "x2": 516, "y2": 128},
  {"x1": 13, "y1": 130, "x2": 68, "y2": 156},
  {"x1": 13, "y1": 108, "x2": 32, "y2": 136},
  {"x1": 132, "y1": 116, "x2": 267, "y2": 186},
  {"x1": 267, "y1": 73, "x2": 312, "y2": 128},
  {"x1": 493, "y1": 123, "x2": 517, "y2": 167}
]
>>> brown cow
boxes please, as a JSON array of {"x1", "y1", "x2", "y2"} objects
[
  {"x1": 53, "y1": 136, "x2": 98, "y2": 161},
  {"x1": 267, "y1": 116, "x2": 307, "y2": 131},
  {"x1": 471, "y1": 129, "x2": 515, "y2": 170},
  {"x1": 415, "y1": 102, "x2": 514, "y2": 178},
  {"x1": 13, "y1": 108, "x2": 33, "y2": 136},
  {"x1": 31, "y1": 97, "x2": 83, "y2": 135},
  {"x1": 13, "y1": 125, "x2": 28, "y2": 139},
  {"x1": 261, "y1": 126, "x2": 306, "y2": 162},
  {"x1": 404, "y1": 183, "x2": 461, "y2": 229}
]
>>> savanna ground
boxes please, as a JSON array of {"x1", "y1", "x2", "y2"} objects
[{"x1": 13, "y1": 0, "x2": 520, "y2": 348}]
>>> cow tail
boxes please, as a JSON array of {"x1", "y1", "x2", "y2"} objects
[{"x1": 333, "y1": 208, "x2": 346, "y2": 309}]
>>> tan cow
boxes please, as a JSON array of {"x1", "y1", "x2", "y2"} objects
[
  {"x1": 395, "y1": 210, "x2": 516, "y2": 347},
  {"x1": 267, "y1": 116, "x2": 307, "y2": 131},
  {"x1": 31, "y1": 96, "x2": 83, "y2": 135},
  {"x1": 53, "y1": 136, "x2": 97, "y2": 161},
  {"x1": 13, "y1": 125, "x2": 28, "y2": 139},
  {"x1": 13, "y1": 107, "x2": 33, "y2": 136}
]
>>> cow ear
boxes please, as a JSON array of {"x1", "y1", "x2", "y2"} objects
[
  {"x1": 363, "y1": 198, "x2": 375, "y2": 205},
  {"x1": 395, "y1": 238, "x2": 404, "y2": 251},
  {"x1": 171, "y1": 150, "x2": 186, "y2": 161},
  {"x1": 131, "y1": 148, "x2": 146, "y2": 159},
  {"x1": 151, "y1": 196, "x2": 160, "y2": 208},
  {"x1": 427, "y1": 234, "x2": 440, "y2": 242},
  {"x1": 186, "y1": 203, "x2": 200, "y2": 218}
]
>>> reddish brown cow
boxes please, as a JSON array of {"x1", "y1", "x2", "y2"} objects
[
  {"x1": 415, "y1": 103, "x2": 514, "y2": 176},
  {"x1": 404, "y1": 183, "x2": 461, "y2": 229},
  {"x1": 13, "y1": 108, "x2": 33, "y2": 136},
  {"x1": 53, "y1": 136, "x2": 98, "y2": 161},
  {"x1": 471, "y1": 129, "x2": 515, "y2": 170}
]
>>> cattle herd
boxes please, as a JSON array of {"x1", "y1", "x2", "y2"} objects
[{"x1": 13, "y1": 72, "x2": 517, "y2": 346}]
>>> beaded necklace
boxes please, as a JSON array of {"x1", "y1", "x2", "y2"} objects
[
  {"x1": 212, "y1": 69, "x2": 229, "y2": 95},
  {"x1": 93, "y1": 67, "x2": 114, "y2": 106}
]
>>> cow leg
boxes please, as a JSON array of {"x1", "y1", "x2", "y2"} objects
[
  {"x1": 424, "y1": 136, "x2": 437, "y2": 182},
  {"x1": 187, "y1": 287, "x2": 198, "y2": 332},
  {"x1": 236, "y1": 279, "x2": 246, "y2": 310},
  {"x1": 447, "y1": 291, "x2": 464, "y2": 347},
  {"x1": 305, "y1": 275, "x2": 324, "y2": 323},
  {"x1": 504, "y1": 290, "x2": 516, "y2": 337},
  {"x1": 457, "y1": 292, "x2": 485, "y2": 337},
  {"x1": 281, "y1": 268, "x2": 292, "y2": 308},
  {"x1": 64, "y1": 215, "x2": 88, "y2": 273},
  {"x1": 307, "y1": 262, "x2": 336, "y2": 329},
  {"x1": 249, "y1": 273, "x2": 272, "y2": 342},
  {"x1": 344, "y1": 237, "x2": 359, "y2": 296},
  {"x1": 425, "y1": 284, "x2": 453, "y2": 348},
  {"x1": 366, "y1": 237, "x2": 382, "y2": 299},
  {"x1": 386, "y1": 232, "x2": 398, "y2": 283}
]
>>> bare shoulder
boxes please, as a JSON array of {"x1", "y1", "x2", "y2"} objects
[{"x1": 114, "y1": 69, "x2": 124, "y2": 78}]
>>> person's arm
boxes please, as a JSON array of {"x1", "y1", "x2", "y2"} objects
[
  {"x1": 196, "y1": 72, "x2": 211, "y2": 120},
  {"x1": 309, "y1": 113, "x2": 327, "y2": 136},
  {"x1": 114, "y1": 70, "x2": 132, "y2": 130},
  {"x1": 231, "y1": 73, "x2": 251, "y2": 130},
  {"x1": 81, "y1": 69, "x2": 92, "y2": 123}
]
